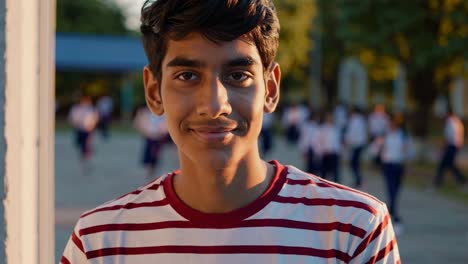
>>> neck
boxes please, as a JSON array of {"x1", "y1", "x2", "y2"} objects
[{"x1": 173, "y1": 153, "x2": 273, "y2": 213}]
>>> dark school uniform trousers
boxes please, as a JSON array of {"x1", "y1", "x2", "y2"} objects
[
  {"x1": 434, "y1": 144, "x2": 467, "y2": 187},
  {"x1": 75, "y1": 129, "x2": 92, "y2": 158},
  {"x1": 305, "y1": 147, "x2": 320, "y2": 175},
  {"x1": 350, "y1": 145, "x2": 365, "y2": 188},
  {"x1": 382, "y1": 162, "x2": 404, "y2": 221},
  {"x1": 260, "y1": 127, "x2": 273, "y2": 156},
  {"x1": 286, "y1": 124, "x2": 299, "y2": 144},
  {"x1": 321, "y1": 153, "x2": 340, "y2": 183},
  {"x1": 142, "y1": 138, "x2": 162, "y2": 168}
]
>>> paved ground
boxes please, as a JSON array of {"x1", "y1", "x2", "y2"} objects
[{"x1": 55, "y1": 131, "x2": 468, "y2": 263}]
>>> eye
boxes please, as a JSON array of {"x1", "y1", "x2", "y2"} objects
[
  {"x1": 226, "y1": 72, "x2": 248, "y2": 82},
  {"x1": 176, "y1": 72, "x2": 198, "y2": 81}
]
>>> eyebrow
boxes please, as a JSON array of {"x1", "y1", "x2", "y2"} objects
[
  {"x1": 166, "y1": 57, "x2": 205, "y2": 68},
  {"x1": 166, "y1": 56, "x2": 259, "y2": 69},
  {"x1": 225, "y1": 56, "x2": 258, "y2": 67}
]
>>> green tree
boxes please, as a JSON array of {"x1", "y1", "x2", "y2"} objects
[
  {"x1": 274, "y1": 0, "x2": 318, "y2": 100},
  {"x1": 57, "y1": 0, "x2": 129, "y2": 34},
  {"x1": 334, "y1": 0, "x2": 468, "y2": 137}
]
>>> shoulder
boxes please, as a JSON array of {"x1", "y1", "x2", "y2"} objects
[
  {"x1": 75, "y1": 172, "x2": 174, "y2": 231},
  {"x1": 281, "y1": 165, "x2": 386, "y2": 218}
]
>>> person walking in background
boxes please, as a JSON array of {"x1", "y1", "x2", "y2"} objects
[
  {"x1": 68, "y1": 94, "x2": 99, "y2": 175},
  {"x1": 299, "y1": 110, "x2": 320, "y2": 175},
  {"x1": 333, "y1": 101, "x2": 348, "y2": 143},
  {"x1": 96, "y1": 94, "x2": 114, "y2": 140},
  {"x1": 379, "y1": 114, "x2": 408, "y2": 235},
  {"x1": 259, "y1": 112, "x2": 275, "y2": 157},
  {"x1": 433, "y1": 108, "x2": 467, "y2": 190},
  {"x1": 345, "y1": 106, "x2": 368, "y2": 189},
  {"x1": 281, "y1": 101, "x2": 308, "y2": 145},
  {"x1": 317, "y1": 111, "x2": 342, "y2": 183},
  {"x1": 368, "y1": 103, "x2": 389, "y2": 167},
  {"x1": 133, "y1": 105, "x2": 169, "y2": 179}
]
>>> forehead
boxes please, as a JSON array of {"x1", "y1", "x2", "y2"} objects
[{"x1": 162, "y1": 32, "x2": 262, "y2": 67}]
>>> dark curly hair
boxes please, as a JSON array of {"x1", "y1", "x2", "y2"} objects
[{"x1": 140, "y1": 0, "x2": 280, "y2": 82}]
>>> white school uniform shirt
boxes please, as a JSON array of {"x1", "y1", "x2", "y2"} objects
[
  {"x1": 96, "y1": 96, "x2": 113, "y2": 117},
  {"x1": 381, "y1": 129, "x2": 406, "y2": 164},
  {"x1": 445, "y1": 115, "x2": 464, "y2": 147},
  {"x1": 317, "y1": 123, "x2": 341, "y2": 156},
  {"x1": 345, "y1": 114, "x2": 368, "y2": 148},
  {"x1": 69, "y1": 103, "x2": 98, "y2": 132},
  {"x1": 134, "y1": 108, "x2": 168, "y2": 140},
  {"x1": 334, "y1": 105, "x2": 347, "y2": 131},
  {"x1": 368, "y1": 112, "x2": 389, "y2": 137},
  {"x1": 298, "y1": 120, "x2": 319, "y2": 153},
  {"x1": 281, "y1": 106, "x2": 308, "y2": 127}
]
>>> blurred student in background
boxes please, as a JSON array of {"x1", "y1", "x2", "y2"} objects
[
  {"x1": 333, "y1": 101, "x2": 348, "y2": 143},
  {"x1": 433, "y1": 108, "x2": 467, "y2": 190},
  {"x1": 299, "y1": 110, "x2": 320, "y2": 175},
  {"x1": 96, "y1": 94, "x2": 114, "y2": 140},
  {"x1": 134, "y1": 105, "x2": 169, "y2": 178},
  {"x1": 378, "y1": 113, "x2": 408, "y2": 235},
  {"x1": 345, "y1": 106, "x2": 368, "y2": 189},
  {"x1": 317, "y1": 111, "x2": 342, "y2": 183},
  {"x1": 368, "y1": 103, "x2": 389, "y2": 167},
  {"x1": 281, "y1": 101, "x2": 308, "y2": 145},
  {"x1": 68, "y1": 94, "x2": 99, "y2": 175},
  {"x1": 259, "y1": 112, "x2": 275, "y2": 157}
]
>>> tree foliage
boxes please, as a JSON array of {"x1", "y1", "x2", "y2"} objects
[
  {"x1": 274, "y1": 0, "x2": 317, "y2": 95},
  {"x1": 332, "y1": 0, "x2": 468, "y2": 136},
  {"x1": 57, "y1": 0, "x2": 129, "y2": 34}
]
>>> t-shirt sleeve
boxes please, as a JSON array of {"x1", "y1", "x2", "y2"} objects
[
  {"x1": 349, "y1": 204, "x2": 401, "y2": 264},
  {"x1": 60, "y1": 223, "x2": 88, "y2": 264}
]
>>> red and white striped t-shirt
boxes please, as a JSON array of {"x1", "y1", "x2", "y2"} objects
[{"x1": 61, "y1": 160, "x2": 400, "y2": 264}]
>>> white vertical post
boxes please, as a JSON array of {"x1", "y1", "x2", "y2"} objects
[{"x1": 4, "y1": 0, "x2": 55, "y2": 263}]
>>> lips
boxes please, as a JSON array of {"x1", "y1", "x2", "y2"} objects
[{"x1": 190, "y1": 126, "x2": 237, "y2": 143}]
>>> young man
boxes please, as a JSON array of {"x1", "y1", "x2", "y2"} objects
[{"x1": 61, "y1": 1, "x2": 400, "y2": 263}]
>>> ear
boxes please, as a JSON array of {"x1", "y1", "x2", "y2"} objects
[
  {"x1": 143, "y1": 66, "x2": 164, "y2": 115},
  {"x1": 264, "y1": 62, "x2": 281, "y2": 113}
]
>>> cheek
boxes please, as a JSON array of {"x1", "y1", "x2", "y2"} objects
[{"x1": 233, "y1": 91, "x2": 264, "y2": 123}]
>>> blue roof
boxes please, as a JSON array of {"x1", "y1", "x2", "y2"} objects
[{"x1": 56, "y1": 33, "x2": 149, "y2": 72}]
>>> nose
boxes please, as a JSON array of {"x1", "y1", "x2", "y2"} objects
[{"x1": 196, "y1": 78, "x2": 232, "y2": 118}]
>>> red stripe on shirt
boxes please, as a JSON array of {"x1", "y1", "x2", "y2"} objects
[
  {"x1": 164, "y1": 161, "x2": 289, "y2": 225},
  {"x1": 60, "y1": 256, "x2": 71, "y2": 264},
  {"x1": 81, "y1": 199, "x2": 170, "y2": 218},
  {"x1": 365, "y1": 238, "x2": 397, "y2": 264},
  {"x1": 86, "y1": 245, "x2": 352, "y2": 262},
  {"x1": 79, "y1": 218, "x2": 366, "y2": 238},
  {"x1": 112, "y1": 182, "x2": 163, "y2": 201},
  {"x1": 273, "y1": 196, "x2": 377, "y2": 215},
  {"x1": 351, "y1": 214, "x2": 391, "y2": 260},
  {"x1": 285, "y1": 178, "x2": 331, "y2": 188},
  {"x1": 313, "y1": 177, "x2": 384, "y2": 205},
  {"x1": 72, "y1": 231, "x2": 85, "y2": 253}
]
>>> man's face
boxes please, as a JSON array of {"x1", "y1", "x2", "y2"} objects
[{"x1": 144, "y1": 33, "x2": 280, "y2": 168}]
